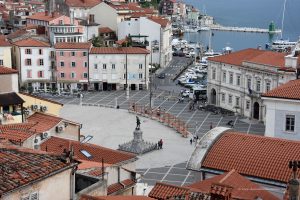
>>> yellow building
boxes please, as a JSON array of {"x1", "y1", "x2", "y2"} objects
[
  {"x1": 0, "y1": 36, "x2": 13, "y2": 67},
  {"x1": 18, "y1": 92, "x2": 63, "y2": 116}
]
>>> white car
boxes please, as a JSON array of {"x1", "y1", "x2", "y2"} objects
[{"x1": 182, "y1": 90, "x2": 190, "y2": 97}]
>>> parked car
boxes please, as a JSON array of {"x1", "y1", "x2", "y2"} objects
[
  {"x1": 182, "y1": 90, "x2": 190, "y2": 97},
  {"x1": 158, "y1": 73, "x2": 166, "y2": 79}
]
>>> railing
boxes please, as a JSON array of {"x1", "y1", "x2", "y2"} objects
[{"x1": 128, "y1": 103, "x2": 189, "y2": 138}]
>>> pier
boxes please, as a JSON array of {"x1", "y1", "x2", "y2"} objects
[{"x1": 209, "y1": 25, "x2": 281, "y2": 34}]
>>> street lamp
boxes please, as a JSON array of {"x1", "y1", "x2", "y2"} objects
[{"x1": 149, "y1": 41, "x2": 154, "y2": 109}]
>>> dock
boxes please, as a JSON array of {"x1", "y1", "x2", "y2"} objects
[{"x1": 209, "y1": 25, "x2": 281, "y2": 34}]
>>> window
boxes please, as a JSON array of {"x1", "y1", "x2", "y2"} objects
[
  {"x1": 0, "y1": 59, "x2": 3, "y2": 65},
  {"x1": 228, "y1": 95, "x2": 232, "y2": 104},
  {"x1": 60, "y1": 61, "x2": 64, "y2": 67},
  {"x1": 123, "y1": 73, "x2": 126, "y2": 79},
  {"x1": 27, "y1": 70, "x2": 32, "y2": 78},
  {"x1": 112, "y1": 64, "x2": 115, "y2": 69},
  {"x1": 94, "y1": 64, "x2": 98, "y2": 69},
  {"x1": 212, "y1": 68, "x2": 216, "y2": 80},
  {"x1": 247, "y1": 78, "x2": 252, "y2": 89},
  {"x1": 37, "y1": 71, "x2": 43, "y2": 78},
  {"x1": 235, "y1": 97, "x2": 240, "y2": 106},
  {"x1": 246, "y1": 101, "x2": 250, "y2": 110},
  {"x1": 139, "y1": 73, "x2": 143, "y2": 79},
  {"x1": 39, "y1": 59, "x2": 44, "y2": 66},
  {"x1": 71, "y1": 72, "x2": 76, "y2": 78},
  {"x1": 286, "y1": 115, "x2": 295, "y2": 132},
  {"x1": 39, "y1": 49, "x2": 43, "y2": 55},
  {"x1": 266, "y1": 81, "x2": 271, "y2": 92},
  {"x1": 59, "y1": 51, "x2": 64, "y2": 56},
  {"x1": 229, "y1": 73, "x2": 233, "y2": 84},
  {"x1": 83, "y1": 62, "x2": 87, "y2": 67},
  {"x1": 71, "y1": 52, "x2": 75, "y2": 56},
  {"x1": 222, "y1": 71, "x2": 226, "y2": 82},
  {"x1": 83, "y1": 73, "x2": 88, "y2": 78},
  {"x1": 71, "y1": 62, "x2": 76, "y2": 67},
  {"x1": 61, "y1": 73, "x2": 65, "y2": 78},
  {"x1": 59, "y1": 20, "x2": 63, "y2": 25},
  {"x1": 25, "y1": 49, "x2": 31, "y2": 54},
  {"x1": 139, "y1": 64, "x2": 143, "y2": 69},
  {"x1": 83, "y1": 52, "x2": 87, "y2": 56},
  {"x1": 25, "y1": 59, "x2": 31, "y2": 66},
  {"x1": 103, "y1": 64, "x2": 106, "y2": 69},
  {"x1": 256, "y1": 79, "x2": 261, "y2": 92},
  {"x1": 221, "y1": 93, "x2": 225, "y2": 102},
  {"x1": 236, "y1": 75, "x2": 241, "y2": 86}
]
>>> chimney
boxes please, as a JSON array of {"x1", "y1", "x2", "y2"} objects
[{"x1": 45, "y1": 10, "x2": 48, "y2": 16}]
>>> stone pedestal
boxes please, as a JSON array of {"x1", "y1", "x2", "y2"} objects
[{"x1": 118, "y1": 128, "x2": 157, "y2": 155}]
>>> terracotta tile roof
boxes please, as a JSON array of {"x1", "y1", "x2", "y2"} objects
[
  {"x1": 19, "y1": 92, "x2": 63, "y2": 106},
  {"x1": 40, "y1": 137, "x2": 137, "y2": 164},
  {"x1": 26, "y1": 12, "x2": 62, "y2": 22},
  {"x1": 107, "y1": 179, "x2": 135, "y2": 195},
  {"x1": 54, "y1": 42, "x2": 92, "y2": 49},
  {"x1": 80, "y1": 195, "x2": 155, "y2": 200},
  {"x1": 0, "y1": 66, "x2": 18, "y2": 74},
  {"x1": 148, "y1": 16, "x2": 169, "y2": 27},
  {"x1": 0, "y1": 123, "x2": 38, "y2": 143},
  {"x1": 99, "y1": 27, "x2": 114, "y2": 34},
  {"x1": 7, "y1": 29, "x2": 29, "y2": 40},
  {"x1": 0, "y1": 92, "x2": 25, "y2": 106},
  {"x1": 207, "y1": 48, "x2": 291, "y2": 70},
  {"x1": 0, "y1": 144, "x2": 76, "y2": 196},
  {"x1": 13, "y1": 38, "x2": 50, "y2": 47},
  {"x1": 66, "y1": 0, "x2": 101, "y2": 8},
  {"x1": 0, "y1": 37, "x2": 12, "y2": 46},
  {"x1": 148, "y1": 182, "x2": 190, "y2": 199},
  {"x1": 90, "y1": 47, "x2": 149, "y2": 54},
  {"x1": 187, "y1": 169, "x2": 279, "y2": 200},
  {"x1": 202, "y1": 132, "x2": 300, "y2": 183},
  {"x1": 27, "y1": 112, "x2": 62, "y2": 132},
  {"x1": 262, "y1": 79, "x2": 300, "y2": 100}
]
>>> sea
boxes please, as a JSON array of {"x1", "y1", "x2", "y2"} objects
[{"x1": 183, "y1": 0, "x2": 300, "y2": 51}]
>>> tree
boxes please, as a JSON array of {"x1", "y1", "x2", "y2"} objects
[{"x1": 92, "y1": 36, "x2": 103, "y2": 47}]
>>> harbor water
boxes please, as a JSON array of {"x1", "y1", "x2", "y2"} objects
[{"x1": 183, "y1": 0, "x2": 300, "y2": 51}]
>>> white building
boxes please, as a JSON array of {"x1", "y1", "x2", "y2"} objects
[
  {"x1": 207, "y1": 48, "x2": 296, "y2": 121},
  {"x1": 118, "y1": 16, "x2": 172, "y2": 68},
  {"x1": 12, "y1": 38, "x2": 55, "y2": 91},
  {"x1": 89, "y1": 47, "x2": 149, "y2": 91},
  {"x1": 0, "y1": 36, "x2": 13, "y2": 67}
]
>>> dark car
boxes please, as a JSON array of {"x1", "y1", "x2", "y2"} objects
[
  {"x1": 158, "y1": 73, "x2": 166, "y2": 79},
  {"x1": 173, "y1": 52, "x2": 179, "y2": 56}
]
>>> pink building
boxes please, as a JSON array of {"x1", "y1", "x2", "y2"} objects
[{"x1": 55, "y1": 42, "x2": 92, "y2": 91}]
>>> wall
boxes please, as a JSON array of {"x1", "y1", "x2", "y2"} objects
[
  {"x1": 0, "y1": 46, "x2": 12, "y2": 67},
  {"x1": 48, "y1": 120, "x2": 80, "y2": 141},
  {"x1": 2, "y1": 168, "x2": 73, "y2": 200},
  {"x1": 89, "y1": 3, "x2": 117, "y2": 31},
  {"x1": 0, "y1": 73, "x2": 18, "y2": 93},
  {"x1": 18, "y1": 93, "x2": 63, "y2": 116},
  {"x1": 264, "y1": 98, "x2": 300, "y2": 140}
]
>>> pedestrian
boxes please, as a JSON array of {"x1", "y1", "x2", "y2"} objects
[
  {"x1": 157, "y1": 140, "x2": 161, "y2": 149},
  {"x1": 196, "y1": 135, "x2": 199, "y2": 141},
  {"x1": 190, "y1": 138, "x2": 193, "y2": 145},
  {"x1": 160, "y1": 139, "x2": 163, "y2": 149},
  {"x1": 210, "y1": 122, "x2": 213, "y2": 130}
]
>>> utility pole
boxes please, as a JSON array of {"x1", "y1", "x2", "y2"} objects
[
  {"x1": 149, "y1": 41, "x2": 153, "y2": 108},
  {"x1": 125, "y1": 45, "x2": 129, "y2": 99}
]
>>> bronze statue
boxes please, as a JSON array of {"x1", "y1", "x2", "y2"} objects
[{"x1": 136, "y1": 116, "x2": 141, "y2": 129}]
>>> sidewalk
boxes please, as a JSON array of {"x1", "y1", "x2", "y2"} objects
[{"x1": 60, "y1": 105, "x2": 195, "y2": 169}]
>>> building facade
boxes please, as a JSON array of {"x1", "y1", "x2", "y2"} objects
[
  {"x1": 207, "y1": 48, "x2": 296, "y2": 121},
  {"x1": 89, "y1": 47, "x2": 149, "y2": 91},
  {"x1": 55, "y1": 42, "x2": 91, "y2": 91}
]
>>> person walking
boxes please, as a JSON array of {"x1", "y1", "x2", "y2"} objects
[
  {"x1": 210, "y1": 122, "x2": 213, "y2": 130},
  {"x1": 160, "y1": 139, "x2": 163, "y2": 149},
  {"x1": 190, "y1": 138, "x2": 193, "y2": 145},
  {"x1": 157, "y1": 140, "x2": 161, "y2": 149}
]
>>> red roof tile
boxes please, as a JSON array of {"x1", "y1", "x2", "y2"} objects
[
  {"x1": 107, "y1": 179, "x2": 135, "y2": 195},
  {"x1": 0, "y1": 36, "x2": 12, "y2": 46},
  {"x1": 0, "y1": 144, "x2": 76, "y2": 196},
  {"x1": 0, "y1": 123, "x2": 38, "y2": 143},
  {"x1": 202, "y1": 132, "x2": 300, "y2": 183},
  {"x1": 27, "y1": 112, "x2": 62, "y2": 132},
  {"x1": 54, "y1": 42, "x2": 92, "y2": 49},
  {"x1": 99, "y1": 27, "x2": 114, "y2": 34},
  {"x1": 262, "y1": 79, "x2": 300, "y2": 100},
  {"x1": 13, "y1": 38, "x2": 50, "y2": 47},
  {"x1": 90, "y1": 47, "x2": 149, "y2": 54},
  {"x1": 0, "y1": 66, "x2": 18, "y2": 74},
  {"x1": 207, "y1": 48, "x2": 291, "y2": 70},
  {"x1": 80, "y1": 195, "x2": 155, "y2": 200},
  {"x1": 66, "y1": 0, "x2": 101, "y2": 8},
  {"x1": 26, "y1": 12, "x2": 62, "y2": 22},
  {"x1": 187, "y1": 169, "x2": 278, "y2": 200},
  {"x1": 148, "y1": 16, "x2": 169, "y2": 27},
  {"x1": 148, "y1": 182, "x2": 190, "y2": 199},
  {"x1": 19, "y1": 92, "x2": 63, "y2": 106},
  {"x1": 40, "y1": 137, "x2": 137, "y2": 164}
]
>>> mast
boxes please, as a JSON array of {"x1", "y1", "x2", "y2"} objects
[{"x1": 281, "y1": 0, "x2": 287, "y2": 39}]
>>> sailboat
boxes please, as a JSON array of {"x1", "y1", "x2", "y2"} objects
[{"x1": 270, "y1": 0, "x2": 297, "y2": 52}]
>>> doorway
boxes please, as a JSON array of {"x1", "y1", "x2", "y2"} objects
[{"x1": 253, "y1": 102, "x2": 260, "y2": 120}]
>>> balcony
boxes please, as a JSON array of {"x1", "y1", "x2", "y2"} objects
[{"x1": 247, "y1": 88, "x2": 261, "y2": 98}]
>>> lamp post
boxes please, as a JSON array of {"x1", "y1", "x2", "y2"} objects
[
  {"x1": 149, "y1": 41, "x2": 153, "y2": 109},
  {"x1": 125, "y1": 44, "x2": 129, "y2": 99}
]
